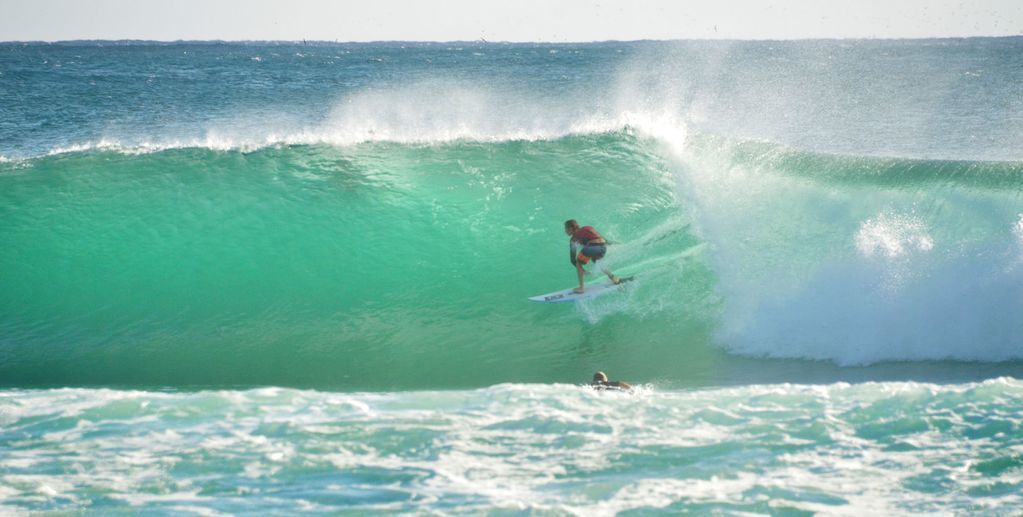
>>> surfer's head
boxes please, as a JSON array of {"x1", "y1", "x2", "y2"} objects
[
  {"x1": 592, "y1": 371, "x2": 609, "y2": 385},
  {"x1": 564, "y1": 219, "x2": 579, "y2": 235}
]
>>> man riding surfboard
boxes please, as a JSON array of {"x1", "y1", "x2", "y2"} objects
[{"x1": 564, "y1": 219, "x2": 620, "y2": 293}]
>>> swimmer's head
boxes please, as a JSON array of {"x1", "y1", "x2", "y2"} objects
[{"x1": 592, "y1": 371, "x2": 608, "y2": 384}]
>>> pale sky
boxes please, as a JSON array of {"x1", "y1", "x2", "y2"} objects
[{"x1": 2, "y1": 0, "x2": 1021, "y2": 42}]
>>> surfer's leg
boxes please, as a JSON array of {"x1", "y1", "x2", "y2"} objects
[{"x1": 597, "y1": 262, "x2": 620, "y2": 284}]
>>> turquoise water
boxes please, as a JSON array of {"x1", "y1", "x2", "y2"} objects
[{"x1": 2, "y1": 39, "x2": 1022, "y2": 512}]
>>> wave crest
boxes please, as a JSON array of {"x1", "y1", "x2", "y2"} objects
[{"x1": 16, "y1": 80, "x2": 691, "y2": 159}]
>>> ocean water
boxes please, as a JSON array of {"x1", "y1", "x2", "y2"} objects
[{"x1": 1, "y1": 39, "x2": 1022, "y2": 513}]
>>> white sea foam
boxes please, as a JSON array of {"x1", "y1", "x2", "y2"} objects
[
  {"x1": 715, "y1": 230, "x2": 1023, "y2": 365},
  {"x1": 1, "y1": 382, "x2": 1020, "y2": 514},
  {"x1": 1013, "y1": 214, "x2": 1023, "y2": 268},
  {"x1": 855, "y1": 213, "x2": 934, "y2": 259}
]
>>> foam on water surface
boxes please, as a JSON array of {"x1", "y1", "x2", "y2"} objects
[{"x1": 2, "y1": 380, "x2": 1021, "y2": 514}]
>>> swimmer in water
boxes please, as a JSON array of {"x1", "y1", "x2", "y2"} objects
[{"x1": 590, "y1": 371, "x2": 633, "y2": 390}]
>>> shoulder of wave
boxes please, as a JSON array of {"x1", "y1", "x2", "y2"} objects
[{"x1": 689, "y1": 133, "x2": 1023, "y2": 176}]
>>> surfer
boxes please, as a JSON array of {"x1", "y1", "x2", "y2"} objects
[
  {"x1": 565, "y1": 219, "x2": 620, "y2": 293},
  {"x1": 591, "y1": 371, "x2": 633, "y2": 391}
]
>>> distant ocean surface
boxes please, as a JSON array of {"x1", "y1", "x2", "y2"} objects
[{"x1": 1, "y1": 39, "x2": 1022, "y2": 513}]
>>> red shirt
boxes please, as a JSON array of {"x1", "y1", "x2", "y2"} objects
[{"x1": 572, "y1": 226, "x2": 603, "y2": 244}]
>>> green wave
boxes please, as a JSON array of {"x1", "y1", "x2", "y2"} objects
[
  {"x1": 0, "y1": 134, "x2": 716, "y2": 389},
  {"x1": 2, "y1": 132, "x2": 1021, "y2": 389}
]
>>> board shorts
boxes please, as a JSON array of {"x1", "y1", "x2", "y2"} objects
[{"x1": 576, "y1": 243, "x2": 607, "y2": 265}]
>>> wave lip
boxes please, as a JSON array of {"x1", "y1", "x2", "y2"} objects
[
  {"x1": 3, "y1": 74, "x2": 698, "y2": 159},
  {"x1": 26, "y1": 115, "x2": 682, "y2": 159}
]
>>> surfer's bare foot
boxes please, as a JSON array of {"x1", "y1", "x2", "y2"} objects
[
  {"x1": 573, "y1": 287, "x2": 585, "y2": 294},
  {"x1": 611, "y1": 275, "x2": 621, "y2": 284}
]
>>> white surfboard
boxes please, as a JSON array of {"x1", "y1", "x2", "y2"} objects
[{"x1": 528, "y1": 276, "x2": 635, "y2": 303}]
